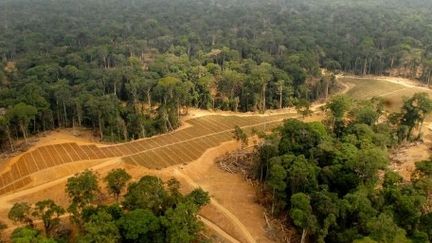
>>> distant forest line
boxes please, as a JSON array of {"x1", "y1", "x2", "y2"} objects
[{"x1": 1, "y1": 0, "x2": 432, "y2": 148}]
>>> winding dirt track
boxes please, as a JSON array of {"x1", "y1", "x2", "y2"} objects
[{"x1": 173, "y1": 168, "x2": 256, "y2": 243}]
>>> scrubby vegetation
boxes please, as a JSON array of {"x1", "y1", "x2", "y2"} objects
[
  {"x1": 2, "y1": 169, "x2": 209, "y2": 243},
  {"x1": 255, "y1": 93, "x2": 432, "y2": 242}
]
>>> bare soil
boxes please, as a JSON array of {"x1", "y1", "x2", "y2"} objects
[
  {"x1": 0, "y1": 139, "x2": 272, "y2": 242},
  {"x1": 2, "y1": 74, "x2": 432, "y2": 242},
  {"x1": 389, "y1": 123, "x2": 432, "y2": 181}
]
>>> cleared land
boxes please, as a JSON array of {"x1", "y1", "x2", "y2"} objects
[
  {"x1": 0, "y1": 113, "x2": 294, "y2": 196},
  {"x1": 2, "y1": 75, "x2": 432, "y2": 242},
  {"x1": 343, "y1": 76, "x2": 432, "y2": 113},
  {"x1": 3, "y1": 76, "x2": 428, "y2": 196}
]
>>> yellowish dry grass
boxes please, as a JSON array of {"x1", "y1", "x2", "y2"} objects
[{"x1": 343, "y1": 77, "x2": 432, "y2": 113}]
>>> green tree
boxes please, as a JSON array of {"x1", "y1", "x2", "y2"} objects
[
  {"x1": 7, "y1": 103, "x2": 37, "y2": 144},
  {"x1": 186, "y1": 188, "x2": 210, "y2": 207},
  {"x1": 123, "y1": 176, "x2": 167, "y2": 213},
  {"x1": 350, "y1": 99, "x2": 383, "y2": 126},
  {"x1": 290, "y1": 193, "x2": 317, "y2": 243},
  {"x1": 353, "y1": 237, "x2": 378, "y2": 243},
  {"x1": 8, "y1": 202, "x2": 33, "y2": 227},
  {"x1": 157, "y1": 76, "x2": 181, "y2": 105},
  {"x1": 251, "y1": 62, "x2": 273, "y2": 112},
  {"x1": 219, "y1": 69, "x2": 244, "y2": 111},
  {"x1": 350, "y1": 148, "x2": 388, "y2": 184},
  {"x1": 10, "y1": 227, "x2": 55, "y2": 243},
  {"x1": 161, "y1": 201, "x2": 203, "y2": 243},
  {"x1": 0, "y1": 115, "x2": 14, "y2": 151},
  {"x1": 399, "y1": 92, "x2": 432, "y2": 140},
  {"x1": 31, "y1": 200, "x2": 65, "y2": 237},
  {"x1": 79, "y1": 210, "x2": 120, "y2": 243},
  {"x1": 287, "y1": 155, "x2": 319, "y2": 194},
  {"x1": 278, "y1": 119, "x2": 328, "y2": 158},
  {"x1": 233, "y1": 125, "x2": 248, "y2": 147},
  {"x1": 267, "y1": 160, "x2": 287, "y2": 215},
  {"x1": 104, "y1": 168, "x2": 131, "y2": 201},
  {"x1": 325, "y1": 95, "x2": 352, "y2": 135},
  {"x1": 65, "y1": 170, "x2": 99, "y2": 227},
  {"x1": 295, "y1": 99, "x2": 313, "y2": 119},
  {"x1": 117, "y1": 209, "x2": 161, "y2": 242},
  {"x1": 366, "y1": 213, "x2": 411, "y2": 243},
  {"x1": 52, "y1": 79, "x2": 72, "y2": 128}
]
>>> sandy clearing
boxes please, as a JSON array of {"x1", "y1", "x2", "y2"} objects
[
  {"x1": 31, "y1": 128, "x2": 98, "y2": 148},
  {"x1": 0, "y1": 158, "x2": 123, "y2": 212},
  {"x1": 184, "y1": 107, "x2": 297, "y2": 120},
  {"x1": 199, "y1": 216, "x2": 241, "y2": 243},
  {"x1": 0, "y1": 141, "x2": 268, "y2": 242},
  {"x1": 179, "y1": 140, "x2": 274, "y2": 242},
  {"x1": 389, "y1": 121, "x2": 432, "y2": 181},
  {"x1": 174, "y1": 168, "x2": 256, "y2": 243}
]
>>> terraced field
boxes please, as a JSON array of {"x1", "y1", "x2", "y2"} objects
[{"x1": 0, "y1": 113, "x2": 295, "y2": 196}]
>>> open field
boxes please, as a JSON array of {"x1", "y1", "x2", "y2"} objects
[
  {"x1": 344, "y1": 77, "x2": 406, "y2": 100},
  {"x1": 0, "y1": 113, "x2": 294, "y2": 196},
  {"x1": 342, "y1": 76, "x2": 432, "y2": 112}
]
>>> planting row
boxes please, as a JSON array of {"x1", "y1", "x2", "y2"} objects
[{"x1": 0, "y1": 114, "x2": 293, "y2": 195}]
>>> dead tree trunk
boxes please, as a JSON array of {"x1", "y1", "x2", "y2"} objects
[
  {"x1": 19, "y1": 122, "x2": 28, "y2": 144},
  {"x1": 362, "y1": 58, "x2": 368, "y2": 75},
  {"x1": 262, "y1": 82, "x2": 267, "y2": 112},
  {"x1": 6, "y1": 125, "x2": 14, "y2": 151},
  {"x1": 146, "y1": 88, "x2": 152, "y2": 108},
  {"x1": 301, "y1": 229, "x2": 308, "y2": 243}
]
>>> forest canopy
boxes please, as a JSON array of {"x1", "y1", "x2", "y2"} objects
[
  {"x1": 1, "y1": 0, "x2": 432, "y2": 147},
  {"x1": 254, "y1": 93, "x2": 432, "y2": 242}
]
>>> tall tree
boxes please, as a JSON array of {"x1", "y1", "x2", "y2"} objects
[
  {"x1": 8, "y1": 202, "x2": 33, "y2": 227},
  {"x1": 117, "y1": 209, "x2": 161, "y2": 242},
  {"x1": 7, "y1": 103, "x2": 37, "y2": 144},
  {"x1": 104, "y1": 168, "x2": 132, "y2": 201},
  {"x1": 31, "y1": 200, "x2": 65, "y2": 237},
  {"x1": 0, "y1": 115, "x2": 14, "y2": 151},
  {"x1": 251, "y1": 62, "x2": 273, "y2": 112},
  {"x1": 399, "y1": 92, "x2": 432, "y2": 139},
  {"x1": 65, "y1": 170, "x2": 99, "y2": 227},
  {"x1": 123, "y1": 176, "x2": 167, "y2": 213},
  {"x1": 80, "y1": 210, "x2": 120, "y2": 243},
  {"x1": 290, "y1": 193, "x2": 317, "y2": 243}
]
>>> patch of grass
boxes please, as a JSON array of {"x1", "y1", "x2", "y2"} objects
[{"x1": 343, "y1": 78, "x2": 405, "y2": 100}]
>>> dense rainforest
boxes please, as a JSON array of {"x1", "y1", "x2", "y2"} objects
[
  {"x1": 255, "y1": 93, "x2": 432, "y2": 242},
  {"x1": 1, "y1": 0, "x2": 432, "y2": 147}
]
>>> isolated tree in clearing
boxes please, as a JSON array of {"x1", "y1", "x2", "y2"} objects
[
  {"x1": 31, "y1": 200, "x2": 65, "y2": 237},
  {"x1": 104, "y1": 168, "x2": 132, "y2": 201},
  {"x1": 8, "y1": 202, "x2": 33, "y2": 227}
]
